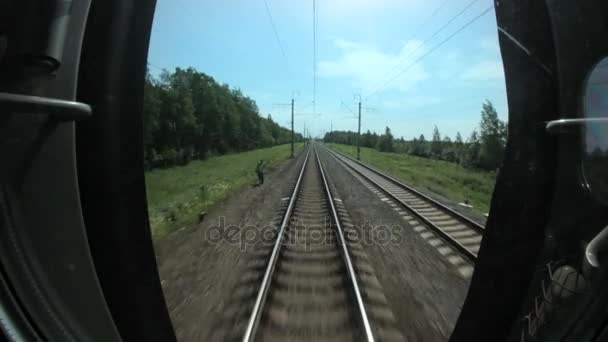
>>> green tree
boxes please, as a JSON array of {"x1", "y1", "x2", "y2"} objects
[
  {"x1": 455, "y1": 132, "x2": 463, "y2": 146},
  {"x1": 453, "y1": 131, "x2": 464, "y2": 163},
  {"x1": 479, "y1": 100, "x2": 505, "y2": 170},
  {"x1": 441, "y1": 135, "x2": 456, "y2": 162},
  {"x1": 500, "y1": 120, "x2": 509, "y2": 147},
  {"x1": 142, "y1": 67, "x2": 297, "y2": 168},
  {"x1": 142, "y1": 70, "x2": 161, "y2": 167},
  {"x1": 411, "y1": 134, "x2": 428, "y2": 157},
  {"x1": 431, "y1": 125, "x2": 442, "y2": 158},
  {"x1": 362, "y1": 130, "x2": 375, "y2": 148},
  {"x1": 461, "y1": 130, "x2": 481, "y2": 168},
  {"x1": 378, "y1": 126, "x2": 395, "y2": 152},
  {"x1": 166, "y1": 69, "x2": 197, "y2": 162}
]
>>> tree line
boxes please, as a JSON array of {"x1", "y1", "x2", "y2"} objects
[
  {"x1": 143, "y1": 67, "x2": 302, "y2": 169},
  {"x1": 324, "y1": 100, "x2": 508, "y2": 171}
]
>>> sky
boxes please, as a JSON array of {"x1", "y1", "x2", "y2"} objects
[{"x1": 148, "y1": 0, "x2": 508, "y2": 140}]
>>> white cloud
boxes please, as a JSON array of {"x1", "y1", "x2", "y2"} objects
[
  {"x1": 460, "y1": 61, "x2": 505, "y2": 81},
  {"x1": 318, "y1": 38, "x2": 430, "y2": 93}
]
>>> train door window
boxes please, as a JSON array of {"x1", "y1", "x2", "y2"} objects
[{"x1": 143, "y1": 1, "x2": 508, "y2": 341}]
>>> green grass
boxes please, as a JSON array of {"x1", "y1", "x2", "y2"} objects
[
  {"x1": 146, "y1": 143, "x2": 303, "y2": 240},
  {"x1": 328, "y1": 143, "x2": 496, "y2": 215}
]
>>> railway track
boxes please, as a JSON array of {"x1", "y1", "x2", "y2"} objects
[
  {"x1": 322, "y1": 145, "x2": 485, "y2": 263},
  {"x1": 242, "y1": 146, "x2": 374, "y2": 342}
]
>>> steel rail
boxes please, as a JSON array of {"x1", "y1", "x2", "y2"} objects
[
  {"x1": 326, "y1": 145, "x2": 485, "y2": 233},
  {"x1": 314, "y1": 147, "x2": 375, "y2": 342},
  {"x1": 322, "y1": 145, "x2": 478, "y2": 262},
  {"x1": 242, "y1": 147, "x2": 311, "y2": 342}
]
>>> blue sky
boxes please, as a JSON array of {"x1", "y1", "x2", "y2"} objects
[{"x1": 148, "y1": 0, "x2": 508, "y2": 140}]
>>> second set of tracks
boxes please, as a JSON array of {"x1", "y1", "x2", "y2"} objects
[{"x1": 322, "y1": 145, "x2": 485, "y2": 262}]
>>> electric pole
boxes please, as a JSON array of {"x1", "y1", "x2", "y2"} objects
[
  {"x1": 357, "y1": 100, "x2": 362, "y2": 160},
  {"x1": 291, "y1": 98, "x2": 295, "y2": 158}
]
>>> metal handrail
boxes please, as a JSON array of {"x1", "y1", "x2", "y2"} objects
[
  {"x1": 0, "y1": 92, "x2": 91, "y2": 121},
  {"x1": 546, "y1": 118, "x2": 608, "y2": 134}
]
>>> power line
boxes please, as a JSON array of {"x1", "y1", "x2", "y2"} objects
[
  {"x1": 365, "y1": 0, "x2": 450, "y2": 92},
  {"x1": 412, "y1": 0, "x2": 481, "y2": 51},
  {"x1": 340, "y1": 100, "x2": 356, "y2": 115},
  {"x1": 364, "y1": 0, "x2": 481, "y2": 95},
  {"x1": 411, "y1": 0, "x2": 451, "y2": 39},
  {"x1": 312, "y1": 0, "x2": 317, "y2": 116},
  {"x1": 263, "y1": 0, "x2": 288, "y2": 60},
  {"x1": 365, "y1": 5, "x2": 494, "y2": 99},
  {"x1": 263, "y1": 0, "x2": 292, "y2": 79}
]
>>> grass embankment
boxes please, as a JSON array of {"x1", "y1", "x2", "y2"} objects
[
  {"x1": 146, "y1": 143, "x2": 304, "y2": 240},
  {"x1": 328, "y1": 143, "x2": 496, "y2": 215}
]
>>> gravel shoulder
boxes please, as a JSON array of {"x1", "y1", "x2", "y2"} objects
[
  {"x1": 318, "y1": 147, "x2": 471, "y2": 342},
  {"x1": 153, "y1": 149, "x2": 307, "y2": 341}
]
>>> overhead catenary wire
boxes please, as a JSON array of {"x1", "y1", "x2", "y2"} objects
[
  {"x1": 312, "y1": 0, "x2": 317, "y2": 116},
  {"x1": 299, "y1": 101, "x2": 315, "y2": 111},
  {"x1": 364, "y1": 0, "x2": 482, "y2": 96},
  {"x1": 409, "y1": 0, "x2": 451, "y2": 40},
  {"x1": 263, "y1": 0, "x2": 293, "y2": 81},
  {"x1": 263, "y1": 0, "x2": 288, "y2": 61},
  {"x1": 365, "y1": 5, "x2": 494, "y2": 99},
  {"x1": 365, "y1": 0, "x2": 451, "y2": 92},
  {"x1": 340, "y1": 100, "x2": 356, "y2": 115}
]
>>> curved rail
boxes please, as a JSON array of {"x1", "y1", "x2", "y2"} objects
[{"x1": 322, "y1": 145, "x2": 482, "y2": 262}]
